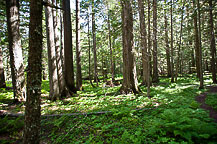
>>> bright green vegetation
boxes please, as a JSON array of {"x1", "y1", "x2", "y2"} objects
[
  {"x1": 206, "y1": 93, "x2": 217, "y2": 111},
  {"x1": 1, "y1": 76, "x2": 217, "y2": 143}
]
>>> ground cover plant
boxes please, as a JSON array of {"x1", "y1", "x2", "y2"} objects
[{"x1": 1, "y1": 75, "x2": 217, "y2": 143}]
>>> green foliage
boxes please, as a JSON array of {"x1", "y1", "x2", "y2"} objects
[{"x1": 205, "y1": 93, "x2": 217, "y2": 111}]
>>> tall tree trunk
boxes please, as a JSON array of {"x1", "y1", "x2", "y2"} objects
[
  {"x1": 138, "y1": 0, "x2": 150, "y2": 96},
  {"x1": 164, "y1": 1, "x2": 171, "y2": 77},
  {"x1": 152, "y1": 0, "x2": 159, "y2": 83},
  {"x1": 76, "y1": 0, "x2": 82, "y2": 90},
  {"x1": 120, "y1": 0, "x2": 140, "y2": 94},
  {"x1": 62, "y1": 0, "x2": 76, "y2": 93},
  {"x1": 175, "y1": 2, "x2": 184, "y2": 82},
  {"x1": 148, "y1": 0, "x2": 152, "y2": 81},
  {"x1": 45, "y1": 0, "x2": 60, "y2": 100},
  {"x1": 0, "y1": 45, "x2": 6, "y2": 88},
  {"x1": 209, "y1": 0, "x2": 216, "y2": 83},
  {"x1": 88, "y1": 12, "x2": 95, "y2": 88},
  {"x1": 53, "y1": 0, "x2": 65, "y2": 96},
  {"x1": 193, "y1": 0, "x2": 203, "y2": 89},
  {"x1": 6, "y1": 0, "x2": 25, "y2": 101},
  {"x1": 23, "y1": 0, "x2": 43, "y2": 143},
  {"x1": 170, "y1": 0, "x2": 174, "y2": 83},
  {"x1": 107, "y1": 5, "x2": 115, "y2": 83},
  {"x1": 92, "y1": 0, "x2": 98, "y2": 86}
]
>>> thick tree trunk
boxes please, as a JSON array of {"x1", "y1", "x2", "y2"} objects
[
  {"x1": 76, "y1": 0, "x2": 82, "y2": 91},
  {"x1": 138, "y1": 0, "x2": 150, "y2": 96},
  {"x1": 53, "y1": 0, "x2": 65, "y2": 96},
  {"x1": 45, "y1": 0, "x2": 60, "y2": 100},
  {"x1": 152, "y1": 0, "x2": 159, "y2": 83},
  {"x1": 120, "y1": 0, "x2": 140, "y2": 94},
  {"x1": 164, "y1": 2, "x2": 171, "y2": 77},
  {"x1": 193, "y1": 0, "x2": 203, "y2": 89},
  {"x1": 23, "y1": 0, "x2": 43, "y2": 143},
  {"x1": 170, "y1": 0, "x2": 174, "y2": 83},
  {"x1": 0, "y1": 45, "x2": 6, "y2": 88},
  {"x1": 6, "y1": 0, "x2": 25, "y2": 101},
  {"x1": 92, "y1": 0, "x2": 98, "y2": 86},
  {"x1": 209, "y1": 0, "x2": 216, "y2": 83},
  {"x1": 62, "y1": 0, "x2": 76, "y2": 93}
]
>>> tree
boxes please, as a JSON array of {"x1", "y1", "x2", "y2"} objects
[
  {"x1": 92, "y1": 0, "x2": 99, "y2": 86},
  {"x1": 45, "y1": 0, "x2": 60, "y2": 100},
  {"x1": 53, "y1": 0, "x2": 66, "y2": 96},
  {"x1": 209, "y1": 0, "x2": 216, "y2": 83},
  {"x1": 0, "y1": 45, "x2": 6, "y2": 88},
  {"x1": 23, "y1": 0, "x2": 43, "y2": 142},
  {"x1": 164, "y1": 1, "x2": 171, "y2": 77},
  {"x1": 6, "y1": 0, "x2": 25, "y2": 101},
  {"x1": 76, "y1": 0, "x2": 82, "y2": 91},
  {"x1": 170, "y1": 0, "x2": 175, "y2": 83},
  {"x1": 120, "y1": 0, "x2": 140, "y2": 94},
  {"x1": 152, "y1": 0, "x2": 159, "y2": 83},
  {"x1": 62, "y1": 0, "x2": 76, "y2": 93},
  {"x1": 193, "y1": 0, "x2": 203, "y2": 89},
  {"x1": 138, "y1": 0, "x2": 150, "y2": 96},
  {"x1": 107, "y1": 3, "x2": 115, "y2": 83}
]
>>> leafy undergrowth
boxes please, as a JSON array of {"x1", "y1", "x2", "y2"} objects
[
  {"x1": 1, "y1": 75, "x2": 217, "y2": 143},
  {"x1": 205, "y1": 93, "x2": 217, "y2": 111}
]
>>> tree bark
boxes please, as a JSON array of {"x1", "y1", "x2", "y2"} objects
[
  {"x1": 138, "y1": 0, "x2": 150, "y2": 96},
  {"x1": 148, "y1": 0, "x2": 152, "y2": 82},
  {"x1": 6, "y1": 0, "x2": 25, "y2": 101},
  {"x1": 76, "y1": 0, "x2": 82, "y2": 91},
  {"x1": 53, "y1": 0, "x2": 65, "y2": 96},
  {"x1": 120, "y1": 0, "x2": 140, "y2": 94},
  {"x1": 0, "y1": 45, "x2": 6, "y2": 88},
  {"x1": 92, "y1": 0, "x2": 98, "y2": 86},
  {"x1": 45, "y1": 0, "x2": 60, "y2": 100},
  {"x1": 170, "y1": 0, "x2": 175, "y2": 83},
  {"x1": 209, "y1": 0, "x2": 216, "y2": 83},
  {"x1": 152, "y1": 0, "x2": 159, "y2": 83},
  {"x1": 164, "y1": 1, "x2": 171, "y2": 77},
  {"x1": 193, "y1": 0, "x2": 203, "y2": 89},
  {"x1": 62, "y1": 0, "x2": 76, "y2": 93},
  {"x1": 23, "y1": 0, "x2": 43, "y2": 143}
]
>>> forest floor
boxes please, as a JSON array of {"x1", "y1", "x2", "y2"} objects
[{"x1": 1, "y1": 75, "x2": 217, "y2": 143}]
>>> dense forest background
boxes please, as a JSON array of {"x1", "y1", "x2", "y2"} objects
[{"x1": 0, "y1": 0, "x2": 217, "y2": 143}]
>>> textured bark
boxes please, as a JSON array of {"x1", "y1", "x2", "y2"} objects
[
  {"x1": 62, "y1": 0, "x2": 76, "y2": 93},
  {"x1": 209, "y1": 0, "x2": 216, "y2": 83},
  {"x1": 92, "y1": 0, "x2": 98, "y2": 86},
  {"x1": 23, "y1": 0, "x2": 43, "y2": 143},
  {"x1": 76, "y1": 0, "x2": 82, "y2": 91},
  {"x1": 152, "y1": 0, "x2": 158, "y2": 83},
  {"x1": 6, "y1": 0, "x2": 25, "y2": 101},
  {"x1": 164, "y1": 2, "x2": 171, "y2": 77},
  {"x1": 120, "y1": 0, "x2": 140, "y2": 94},
  {"x1": 193, "y1": 0, "x2": 203, "y2": 89},
  {"x1": 0, "y1": 45, "x2": 6, "y2": 88},
  {"x1": 45, "y1": 0, "x2": 60, "y2": 100},
  {"x1": 170, "y1": 0, "x2": 174, "y2": 83},
  {"x1": 138, "y1": 0, "x2": 150, "y2": 96},
  {"x1": 53, "y1": 0, "x2": 65, "y2": 95}
]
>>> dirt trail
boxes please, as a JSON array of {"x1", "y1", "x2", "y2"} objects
[{"x1": 195, "y1": 86, "x2": 217, "y2": 122}]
